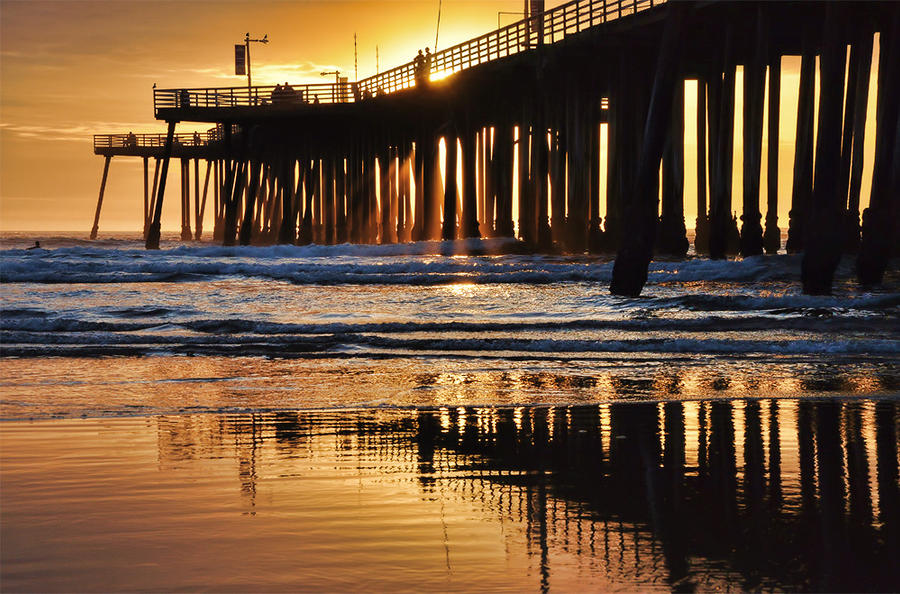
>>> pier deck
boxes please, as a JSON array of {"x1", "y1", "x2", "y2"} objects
[{"x1": 91, "y1": 0, "x2": 899, "y2": 295}]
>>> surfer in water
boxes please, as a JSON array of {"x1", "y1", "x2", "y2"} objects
[{"x1": 26, "y1": 241, "x2": 41, "y2": 250}]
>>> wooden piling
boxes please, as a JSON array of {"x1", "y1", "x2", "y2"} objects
[
  {"x1": 461, "y1": 123, "x2": 481, "y2": 238},
  {"x1": 763, "y1": 58, "x2": 781, "y2": 254},
  {"x1": 494, "y1": 121, "x2": 515, "y2": 237},
  {"x1": 196, "y1": 159, "x2": 211, "y2": 240},
  {"x1": 336, "y1": 155, "x2": 347, "y2": 244},
  {"x1": 90, "y1": 156, "x2": 111, "y2": 240},
  {"x1": 484, "y1": 129, "x2": 496, "y2": 237},
  {"x1": 442, "y1": 131, "x2": 458, "y2": 241},
  {"x1": 550, "y1": 124, "x2": 566, "y2": 246},
  {"x1": 858, "y1": 8, "x2": 900, "y2": 285},
  {"x1": 786, "y1": 40, "x2": 815, "y2": 254},
  {"x1": 565, "y1": 88, "x2": 589, "y2": 253},
  {"x1": 146, "y1": 121, "x2": 176, "y2": 250},
  {"x1": 709, "y1": 43, "x2": 736, "y2": 261},
  {"x1": 239, "y1": 159, "x2": 263, "y2": 246},
  {"x1": 398, "y1": 143, "x2": 411, "y2": 242},
  {"x1": 142, "y1": 157, "x2": 149, "y2": 239},
  {"x1": 844, "y1": 32, "x2": 873, "y2": 254},
  {"x1": 605, "y1": 84, "x2": 621, "y2": 252},
  {"x1": 518, "y1": 119, "x2": 534, "y2": 244},
  {"x1": 695, "y1": 81, "x2": 709, "y2": 254},
  {"x1": 658, "y1": 80, "x2": 688, "y2": 256},
  {"x1": 802, "y1": 4, "x2": 847, "y2": 295},
  {"x1": 588, "y1": 117, "x2": 604, "y2": 253},
  {"x1": 422, "y1": 132, "x2": 440, "y2": 240},
  {"x1": 180, "y1": 158, "x2": 191, "y2": 241},
  {"x1": 740, "y1": 8, "x2": 766, "y2": 257},
  {"x1": 610, "y1": 3, "x2": 686, "y2": 297},
  {"x1": 147, "y1": 158, "x2": 161, "y2": 241},
  {"x1": 534, "y1": 112, "x2": 550, "y2": 250}
]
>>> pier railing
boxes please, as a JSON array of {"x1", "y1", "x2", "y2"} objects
[
  {"x1": 154, "y1": 82, "x2": 357, "y2": 113},
  {"x1": 153, "y1": 0, "x2": 663, "y2": 114},
  {"x1": 93, "y1": 125, "x2": 232, "y2": 150},
  {"x1": 358, "y1": 0, "x2": 663, "y2": 96}
]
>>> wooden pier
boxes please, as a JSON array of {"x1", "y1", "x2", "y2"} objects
[{"x1": 91, "y1": 0, "x2": 899, "y2": 295}]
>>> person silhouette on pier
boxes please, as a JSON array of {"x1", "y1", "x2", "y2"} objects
[
  {"x1": 282, "y1": 82, "x2": 297, "y2": 103},
  {"x1": 414, "y1": 49, "x2": 426, "y2": 86},
  {"x1": 424, "y1": 47, "x2": 432, "y2": 79}
]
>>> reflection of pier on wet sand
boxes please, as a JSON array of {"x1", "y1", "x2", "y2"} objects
[
  {"x1": 150, "y1": 399, "x2": 897, "y2": 591},
  {"x1": 90, "y1": 0, "x2": 899, "y2": 295}
]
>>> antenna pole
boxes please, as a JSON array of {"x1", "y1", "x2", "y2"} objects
[
  {"x1": 434, "y1": 0, "x2": 442, "y2": 51},
  {"x1": 354, "y1": 33, "x2": 358, "y2": 80}
]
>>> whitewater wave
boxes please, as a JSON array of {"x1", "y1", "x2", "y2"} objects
[
  {"x1": 2, "y1": 328, "x2": 897, "y2": 357},
  {"x1": 0, "y1": 241, "x2": 885, "y2": 287},
  {"x1": 2, "y1": 310, "x2": 897, "y2": 336}
]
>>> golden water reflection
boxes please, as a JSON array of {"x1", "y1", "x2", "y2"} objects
[{"x1": 2, "y1": 398, "x2": 897, "y2": 592}]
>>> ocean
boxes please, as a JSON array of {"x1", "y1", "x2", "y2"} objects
[{"x1": 1, "y1": 231, "x2": 898, "y2": 591}]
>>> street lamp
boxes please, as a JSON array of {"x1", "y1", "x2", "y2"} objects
[
  {"x1": 241, "y1": 32, "x2": 269, "y2": 90},
  {"x1": 321, "y1": 70, "x2": 343, "y2": 102},
  {"x1": 320, "y1": 70, "x2": 341, "y2": 83}
]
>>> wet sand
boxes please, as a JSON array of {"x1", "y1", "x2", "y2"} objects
[{"x1": 2, "y1": 400, "x2": 897, "y2": 592}]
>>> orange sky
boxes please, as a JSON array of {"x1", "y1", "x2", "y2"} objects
[
  {"x1": 0, "y1": 1, "x2": 880, "y2": 235},
  {"x1": 0, "y1": 0, "x2": 532, "y2": 232}
]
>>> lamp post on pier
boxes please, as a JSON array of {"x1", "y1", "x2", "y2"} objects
[
  {"x1": 321, "y1": 70, "x2": 342, "y2": 103},
  {"x1": 236, "y1": 33, "x2": 268, "y2": 99}
]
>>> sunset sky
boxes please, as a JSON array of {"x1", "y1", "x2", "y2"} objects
[{"x1": 0, "y1": 0, "x2": 880, "y2": 235}]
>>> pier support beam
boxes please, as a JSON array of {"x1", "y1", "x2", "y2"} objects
[
  {"x1": 423, "y1": 132, "x2": 441, "y2": 240},
  {"x1": 90, "y1": 156, "x2": 111, "y2": 240},
  {"x1": 763, "y1": 58, "x2": 781, "y2": 254},
  {"x1": 605, "y1": 87, "x2": 622, "y2": 252},
  {"x1": 658, "y1": 80, "x2": 688, "y2": 257},
  {"x1": 787, "y1": 41, "x2": 816, "y2": 254},
  {"x1": 442, "y1": 131, "x2": 458, "y2": 241},
  {"x1": 695, "y1": 81, "x2": 709, "y2": 254},
  {"x1": 196, "y1": 159, "x2": 211, "y2": 240},
  {"x1": 709, "y1": 47, "x2": 736, "y2": 260},
  {"x1": 239, "y1": 160, "x2": 263, "y2": 246},
  {"x1": 611, "y1": 4, "x2": 685, "y2": 296},
  {"x1": 142, "y1": 157, "x2": 149, "y2": 240},
  {"x1": 146, "y1": 121, "x2": 176, "y2": 250},
  {"x1": 802, "y1": 5, "x2": 847, "y2": 294},
  {"x1": 740, "y1": 10, "x2": 766, "y2": 258},
  {"x1": 845, "y1": 33, "x2": 873, "y2": 254},
  {"x1": 180, "y1": 159, "x2": 192, "y2": 241},
  {"x1": 494, "y1": 122, "x2": 515, "y2": 237},
  {"x1": 588, "y1": 116, "x2": 604, "y2": 253},
  {"x1": 858, "y1": 10, "x2": 900, "y2": 285},
  {"x1": 461, "y1": 123, "x2": 481, "y2": 238}
]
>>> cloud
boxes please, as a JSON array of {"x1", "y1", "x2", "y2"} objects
[{"x1": 0, "y1": 120, "x2": 175, "y2": 143}]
